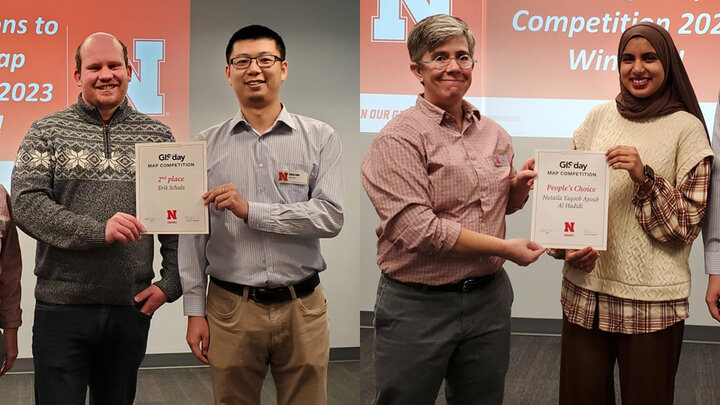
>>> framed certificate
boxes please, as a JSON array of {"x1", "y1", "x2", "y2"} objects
[
  {"x1": 531, "y1": 149, "x2": 609, "y2": 250},
  {"x1": 135, "y1": 141, "x2": 208, "y2": 234}
]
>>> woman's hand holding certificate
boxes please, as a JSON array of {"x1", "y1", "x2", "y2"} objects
[{"x1": 530, "y1": 150, "x2": 609, "y2": 250}]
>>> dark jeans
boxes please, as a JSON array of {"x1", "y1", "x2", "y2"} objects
[
  {"x1": 373, "y1": 270, "x2": 513, "y2": 405},
  {"x1": 33, "y1": 301, "x2": 151, "y2": 405}
]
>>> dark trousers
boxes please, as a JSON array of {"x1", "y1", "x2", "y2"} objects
[
  {"x1": 373, "y1": 270, "x2": 513, "y2": 405},
  {"x1": 559, "y1": 315, "x2": 684, "y2": 405},
  {"x1": 33, "y1": 301, "x2": 151, "y2": 405}
]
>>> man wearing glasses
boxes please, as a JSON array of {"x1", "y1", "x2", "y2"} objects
[
  {"x1": 362, "y1": 14, "x2": 543, "y2": 404},
  {"x1": 179, "y1": 25, "x2": 343, "y2": 405}
]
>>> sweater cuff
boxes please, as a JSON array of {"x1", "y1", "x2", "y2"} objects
[
  {"x1": 84, "y1": 222, "x2": 109, "y2": 248},
  {"x1": 154, "y1": 279, "x2": 182, "y2": 303}
]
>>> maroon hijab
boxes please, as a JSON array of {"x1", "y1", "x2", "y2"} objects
[{"x1": 615, "y1": 22, "x2": 708, "y2": 137}]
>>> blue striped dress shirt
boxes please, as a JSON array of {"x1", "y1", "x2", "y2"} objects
[
  {"x1": 179, "y1": 106, "x2": 344, "y2": 316},
  {"x1": 704, "y1": 90, "x2": 720, "y2": 275}
]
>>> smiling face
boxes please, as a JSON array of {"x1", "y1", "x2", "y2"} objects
[
  {"x1": 620, "y1": 36, "x2": 665, "y2": 99},
  {"x1": 225, "y1": 38, "x2": 287, "y2": 109},
  {"x1": 410, "y1": 35, "x2": 473, "y2": 112},
  {"x1": 74, "y1": 34, "x2": 131, "y2": 119}
]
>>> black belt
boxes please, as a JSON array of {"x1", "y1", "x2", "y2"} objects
[
  {"x1": 384, "y1": 272, "x2": 496, "y2": 292},
  {"x1": 210, "y1": 273, "x2": 319, "y2": 304}
]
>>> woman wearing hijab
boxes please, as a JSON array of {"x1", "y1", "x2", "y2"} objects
[{"x1": 552, "y1": 22, "x2": 713, "y2": 404}]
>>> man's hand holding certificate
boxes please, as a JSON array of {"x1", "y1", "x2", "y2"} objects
[
  {"x1": 531, "y1": 150, "x2": 609, "y2": 250},
  {"x1": 136, "y1": 141, "x2": 208, "y2": 234}
]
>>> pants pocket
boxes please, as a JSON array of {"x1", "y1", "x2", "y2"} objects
[
  {"x1": 207, "y1": 282, "x2": 242, "y2": 319},
  {"x1": 296, "y1": 286, "x2": 328, "y2": 316}
]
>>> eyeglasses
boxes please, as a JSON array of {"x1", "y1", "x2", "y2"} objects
[
  {"x1": 228, "y1": 55, "x2": 284, "y2": 70},
  {"x1": 418, "y1": 55, "x2": 476, "y2": 70}
]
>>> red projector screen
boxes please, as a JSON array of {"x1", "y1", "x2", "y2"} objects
[
  {"x1": 0, "y1": 0, "x2": 190, "y2": 163},
  {"x1": 360, "y1": 0, "x2": 720, "y2": 136}
]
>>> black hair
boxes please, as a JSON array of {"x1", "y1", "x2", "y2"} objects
[{"x1": 225, "y1": 25, "x2": 286, "y2": 64}]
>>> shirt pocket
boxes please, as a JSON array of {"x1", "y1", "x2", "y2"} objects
[
  {"x1": 428, "y1": 163, "x2": 479, "y2": 212},
  {"x1": 273, "y1": 162, "x2": 314, "y2": 203},
  {"x1": 489, "y1": 164, "x2": 512, "y2": 195}
]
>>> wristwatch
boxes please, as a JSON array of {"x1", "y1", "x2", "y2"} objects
[{"x1": 642, "y1": 164, "x2": 655, "y2": 186}]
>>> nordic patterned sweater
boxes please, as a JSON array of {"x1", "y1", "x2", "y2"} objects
[{"x1": 11, "y1": 96, "x2": 182, "y2": 305}]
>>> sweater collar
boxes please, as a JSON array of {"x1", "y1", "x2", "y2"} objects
[{"x1": 72, "y1": 94, "x2": 133, "y2": 126}]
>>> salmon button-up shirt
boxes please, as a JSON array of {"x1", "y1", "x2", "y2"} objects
[{"x1": 361, "y1": 95, "x2": 524, "y2": 285}]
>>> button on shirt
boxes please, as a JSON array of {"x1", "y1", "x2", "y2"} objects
[
  {"x1": 179, "y1": 106, "x2": 343, "y2": 316},
  {"x1": 361, "y1": 95, "x2": 522, "y2": 285}
]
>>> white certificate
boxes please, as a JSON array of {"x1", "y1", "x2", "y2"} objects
[
  {"x1": 531, "y1": 150, "x2": 609, "y2": 250},
  {"x1": 135, "y1": 141, "x2": 208, "y2": 234}
]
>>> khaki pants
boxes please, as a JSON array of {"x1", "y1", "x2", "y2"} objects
[{"x1": 206, "y1": 281, "x2": 329, "y2": 405}]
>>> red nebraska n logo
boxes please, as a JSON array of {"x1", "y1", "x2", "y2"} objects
[
  {"x1": 167, "y1": 210, "x2": 177, "y2": 220},
  {"x1": 564, "y1": 222, "x2": 575, "y2": 233},
  {"x1": 278, "y1": 172, "x2": 289, "y2": 181}
]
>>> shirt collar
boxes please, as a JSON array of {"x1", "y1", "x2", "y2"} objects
[
  {"x1": 229, "y1": 103, "x2": 296, "y2": 135},
  {"x1": 415, "y1": 94, "x2": 481, "y2": 125}
]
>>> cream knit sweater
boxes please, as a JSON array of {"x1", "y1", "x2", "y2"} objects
[{"x1": 563, "y1": 102, "x2": 713, "y2": 301}]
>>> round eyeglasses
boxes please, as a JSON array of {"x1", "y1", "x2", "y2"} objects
[
  {"x1": 228, "y1": 55, "x2": 284, "y2": 70},
  {"x1": 419, "y1": 55, "x2": 476, "y2": 70}
]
